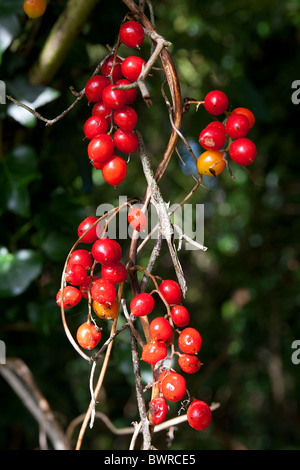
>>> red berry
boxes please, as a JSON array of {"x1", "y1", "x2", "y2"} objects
[
  {"x1": 92, "y1": 238, "x2": 122, "y2": 265},
  {"x1": 113, "y1": 128, "x2": 139, "y2": 154},
  {"x1": 206, "y1": 121, "x2": 225, "y2": 131},
  {"x1": 88, "y1": 134, "x2": 115, "y2": 163},
  {"x1": 113, "y1": 105, "x2": 138, "y2": 131},
  {"x1": 101, "y1": 261, "x2": 127, "y2": 284},
  {"x1": 130, "y1": 293, "x2": 155, "y2": 317},
  {"x1": 128, "y1": 207, "x2": 147, "y2": 232},
  {"x1": 69, "y1": 249, "x2": 93, "y2": 270},
  {"x1": 121, "y1": 56, "x2": 146, "y2": 82},
  {"x1": 204, "y1": 90, "x2": 228, "y2": 116},
  {"x1": 56, "y1": 286, "x2": 82, "y2": 309},
  {"x1": 80, "y1": 275, "x2": 100, "y2": 299},
  {"x1": 90, "y1": 278, "x2": 117, "y2": 304},
  {"x1": 187, "y1": 400, "x2": 212, "y2": 431},
  {"x1": 102, "y1": 84, "x2": 128, "y2": 110},
  {"x1": 232, "y1": 107, "x2": 255, "y2": 128},
  {"x1": 229, "y1": 137, "x2": 257, "y2": 166},
  {"x1": 65, "y1": 263, "x2": 88, "y2": 286},
  {"x1": 225, "y1": 113, "x2": 250, "y2": 139},
  {"x1": 148, "y1": 397, "x2": 169, "y2": 425},
  {"x1": 149, "y1": 317, "x2": 174, "y2": 345},
  {"x1": 85, "y1": 75, "x2": 110, "y2": 102},
  {"x1": 170, "y1": 305, "x2": 190, "y2": 327},
  {"x1": 178, "y1": 328, "x2": 202, "y2": 355},
  {"x1": 159, "y1": 280, "x2": 182, "y2": 306},
  {"x1": 92, "y1": 101, "x2": 112, "y2": 123},
  {"x1": 83, "y1": 115, "x2": 109, "y2": 140},
  {"x1": 178, "y1": 354, "x2": 201, "y2": 374},
  {"x1": 101, "y1": 55, "x2": 123, "y2": 81},
  {"x1": 161, "y1": 371, "x2": 186, "y2": 402},
  {"x1": 141, "y1": 341, "x2": 168, "y2": 365},
  {"x1": 199, "y1": 125, "x2": 226, "y2": 150},
  {"x1": 78, "y1": 216, "x2": 103, "y2": 243},
  {"x1": 116, "y1": 79, "x2": 138, "y2": 104},
  {"x1": 102, "y1": 155, "x2": 127, "y2": 187},
  {"x1": 119, "y1": 21, "x2": 145, "y2": 49},
  {"x1": 76, "y1": 321, "x2": 101, "y2": 350}
]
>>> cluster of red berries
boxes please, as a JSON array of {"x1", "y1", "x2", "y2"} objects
[
  {"x1": 197, "y1": 90, "x2": 257, "y2": 177},
  {"x1": 83, "y1": 20, "x2": 148, "y2": 187},
  {"x1": 130, "y1": 279, "x2": 212, "y2": 431},
  {"x1": 56, "y1": 215, "x2": 128, "y2": 349}
]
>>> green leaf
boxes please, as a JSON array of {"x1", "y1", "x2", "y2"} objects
[{"x1": 0, "y1": 247, "x2": 43, "y2": 297}]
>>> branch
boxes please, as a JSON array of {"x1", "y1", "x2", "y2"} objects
[
  {"x1": 29, "y1": 0, "x2": 99, "y2": 86},
  {"x1": 0, "y1": 358, "x2": 70, "y2": 450}
]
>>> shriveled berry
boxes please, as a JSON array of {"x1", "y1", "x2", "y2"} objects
[{"x1": 148, "y1": 397, "x2": 169, "y2": 425}]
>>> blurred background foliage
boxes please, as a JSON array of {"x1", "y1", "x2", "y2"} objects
[{"x1": 0, "y1": 0, "x2": 299, "y2": 451}]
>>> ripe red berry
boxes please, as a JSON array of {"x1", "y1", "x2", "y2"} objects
[
  {"x1": 113, "y1": 128, "x2": 139, "y2": 154},
  {"x1": 121, "y1": 56, "x2": 146, "y2": 82},
  {"x1": 88, "y1": 134, "x2": 115, "y2": 163},
  {"x1": 102, "y1": 155, "x2": 127, "y2": 187},
  {"x1": 102, "y1": 84, "x2": 128, "y2": 110},
  {"x1": 159, "y1": 280, "x2": 182, "y2": 306},
  {"x1": 80, "y1": 275, "x2": 100, "y2": 299},
  {"x1": 101, "y1": 261, "x2": 127, "y2": 284},
  {"x1": 56, "y1": 286, "x2": 82, "y2": 309},
  {"x1": 116, "y1": 79, "x2": 138, "y2": 104},
  {"x1": 113, "y1": 105, "x2": 138, "y2": 131},
  {"x1": 141, "y1": 341, "x2": 168, "y2": 365},
  {"x1": 199, "y1": 125, "x2": 226, "y2": 150},
  {"x1": 229, "y1": 137, "x2": 257, "y2": 166},
  {"x1": 170, "y1": 305, "x2": 190, "y2": 327},
  {"x1": 161, "y1": 371, "x2": 186, "y2": 402},
  {"x1": 130, "y1": 293, "x2": 155, "y2": 317},
  {"x1": 65, "y1": 263, "x2": 88, "y2": 286},
  {"x1": 78, "y1": 216, "x2": 103, "y2": 243},
  {"x1": 204, "y1": 90, "x2": 228, "y2": 116},
  {"x1": 178, "y1": 354, "x2": 201, "y2": 374},
  {"x1": 90, "y1": 278, "x2": 117, "y2": 304},
  {"x1": 76, "y1": 321, "x2": 101, "y2": 350},
  {"x1": 225, "y1": 113, "x2": 250, "y2": 139},
  {"x1": 128, "y1": 207, "x2": 147, "y2": 232},
  {"x1": 69, "y1": 249, "x2": 93, "y2": 270},
  {"x1": 92, "y1": 238, "x2": 122, "y2": 265},
  {"x1": 101, "y1": 55, "x2": 123, "y2": 81},
  {"x1": 178, "y1": 328, "x2": 202, "y2": 355},
  {"x1": 148, "y1": 397, "x2": 169, "y2": 425},
  {"x1": 187, "y1": 400, "x2": 212, "y2": 431},
  {"x1": 92, "y1": 101, "x2": 112, "y2": 123},
  {"x1": 85, "y1": 75, "x2": 110, "y2": 102},
  {"x1": 232, "y1": 107, "x2": 255, "y2": 128},
  {"x1": 119, "y1": 21, "x2": 145, "y2": 49},
  {"x1": 206, "y1": 121, "x2": 225, "y2": 131},
  {"x1": 83, "y1": 115, "x2": 109, "y2": 140},
  {"x1": 149, "y1": 317, "x2": 174, "y2": 345}
]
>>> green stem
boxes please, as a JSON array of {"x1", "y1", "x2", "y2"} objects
[{"x1": 29, "y1": 0, "x2": 99, "y2": 85}]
